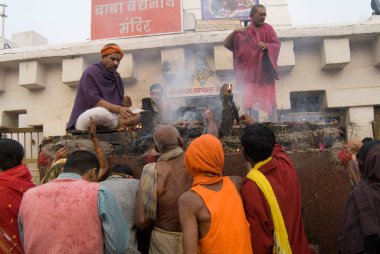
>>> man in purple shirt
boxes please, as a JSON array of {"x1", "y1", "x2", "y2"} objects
[{"x1": 67, "y1": 43, "x2": 139, "y2": 130}]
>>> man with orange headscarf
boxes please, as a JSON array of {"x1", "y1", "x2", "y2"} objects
[
  {"x1": 67, "y1": 43, "x2": 140, "y2": 131},
  {"x1": 178, "y1": 133, "x2": 252, "y2": 254}
]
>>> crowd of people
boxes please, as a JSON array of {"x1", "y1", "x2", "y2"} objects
[
  {"x1": 1, "y1": 4, "x2": 380, "y2": 253},
  {"x1": 2, "y1": 110, "x2": 380, "y2": 253}
]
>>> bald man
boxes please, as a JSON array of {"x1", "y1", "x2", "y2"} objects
[{"x1": 136, "y1": 125, "x2": 192, "y2": 254}]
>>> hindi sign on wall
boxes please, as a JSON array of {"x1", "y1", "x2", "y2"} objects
[
  {"x1": 201, "y1": 0, "x2": 258, "y2": 20},
  {"x1": 91, "y1": 0, "x2": 183, "y2": 40}
]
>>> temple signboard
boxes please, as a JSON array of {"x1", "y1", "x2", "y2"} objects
[
  {"x1": 91, "y1": 0, "x2": 183, "y2": 40},
  {"x1": 201, "y1": 0, "x2": 258, "y2": 20}
]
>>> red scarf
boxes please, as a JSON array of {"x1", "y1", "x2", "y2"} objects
[{"x1": 0, "y1": 164, "x2": 35, "y2": 252}]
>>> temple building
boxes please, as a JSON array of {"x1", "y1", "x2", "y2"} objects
[{"x1": 0, "y1": 0, "x2": 379, "y2": 139}]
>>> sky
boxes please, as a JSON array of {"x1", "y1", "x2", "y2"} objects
[{"x1": 0, "y1": 0, "x2": 374, "y2": 44}]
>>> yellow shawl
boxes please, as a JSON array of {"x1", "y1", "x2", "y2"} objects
[{"x1": 247, "y1": 157, "x2": 292, "y2": 254}]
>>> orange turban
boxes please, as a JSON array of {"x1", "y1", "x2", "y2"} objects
[
  {"x1": 100, "y1": 44, "x2": 124, "y2": 58},
  {"x1": 185, "y1": 134, "x2": 224, "y2": 186}
]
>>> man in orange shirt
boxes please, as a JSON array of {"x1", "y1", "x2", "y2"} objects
[{"x1": 178, "y1": 130, "x2": 252, "y2": 254}]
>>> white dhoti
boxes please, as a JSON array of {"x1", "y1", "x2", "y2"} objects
[
  {"x1": 75, "y1": 107, "x2": 118, "y2": 130},
  {"x1": 149, "y1": 227, "x2": 183, "y2": 254}
]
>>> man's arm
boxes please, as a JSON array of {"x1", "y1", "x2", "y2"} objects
[
  {"x1": 223, "y1": 28, "x2": 246, "y2": 51},
  {"x1": 204, "y1": 109, "x2": 218, "y2": 137},
  {"x1": 88, "y1": 117, "x2": 110, "y2": 182},
  {"x1": 178, "y1": 191, "x2": 200, "y2": 254},
  {"x1": 98, "y1": 186, "x2": 129, "y2": 253}
]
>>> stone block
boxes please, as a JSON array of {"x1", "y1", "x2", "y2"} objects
[
  {"x1": 0, "y1": 110, "x2": 26, "y2": 128},
  {"x1": 118, "y1": 53, "x2": 136, "y2": 83},
  {"x1": 326, "y1": 87, "x2": 380, "y2": 108},
  {"x1": 18, "y1": 61, "x2": 45, "y2": 89},
  {"x1": 0, "y1": 68, "x2": 5, "y2": 92},
  {"x1": 278, "y1": 40, "x2": 295, "y2": 72},
  {"x1": 374, "y1": 36, "x2": 380, "y2": 67},
  {"x1": 346, "y1": 106, "x2": 374, "y2": 139},
  {"x1": 321, "y1": 38, "x2": 350, "y2": 70},
  {"x1": 161, "y1": 47, "x2": 186, "y2": 75},
  {"x1": 62, "y1": 57, "x2": 88, "y2": 86},
  {"x1": 214, "y1": 45, "x2": 233, "y2": 71},
  {"x1": 12, "y1": 31, "x2": 48, "y2": 47}
]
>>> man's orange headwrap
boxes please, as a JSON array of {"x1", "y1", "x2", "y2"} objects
[
  {"x1": 185, "y1": 134, "x2": 224, "y2": 186},
  {"x1": 100, "y1": 44, "x2": 124, "y2": 58}
]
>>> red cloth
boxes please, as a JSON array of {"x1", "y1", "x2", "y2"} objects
[
  {"x1": 241, "y1": 144, "x2": 312, "y2": 254},
  {"x1": 0, "y1": 164, "x2": 35, "y2": 252},
  {"x1": 231, "y1": 23, "x2": 281, "y2": 113}
]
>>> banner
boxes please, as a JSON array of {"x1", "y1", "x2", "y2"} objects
[
  {"x1": 201, "y1": 0, "x2": 258, "y2": 20},
  {"x1": 91, "y1": 0, "x2": 183, "y2": 40}
]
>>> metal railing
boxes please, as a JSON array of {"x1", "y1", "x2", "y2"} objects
[{"x1": 0, "y1": 126, "x2": 43, "y2": 164}]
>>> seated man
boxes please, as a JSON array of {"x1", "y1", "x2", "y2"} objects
[
  {"x1": 67, "y1": 43, "x2": 139, "y2": 131},
  {"x1": 19, "y1": 150, "x2": 129, "y2": 253},
  {"x1": 178, "y1": 134, "x2": 252, "y2": 254}
]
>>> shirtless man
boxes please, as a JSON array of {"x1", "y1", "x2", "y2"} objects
[{"x1": 136, "y1": 125, "x2": 192, "y2": 254}]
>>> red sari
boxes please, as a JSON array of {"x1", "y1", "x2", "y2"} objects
[
  {"x1": 0, "y1": 164, "x2": 35, "y2": 253},
  {"x1": 231, "y1": 23, "x2": 281, "y2": 114}
]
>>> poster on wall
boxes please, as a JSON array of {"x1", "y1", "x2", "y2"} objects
[
  {"x1": 91, "y1": 0, "x2": 183, "y2": 40},
  {"x1": 201, "y1": 0, "x2": 258, "y2": 20},
  {"x1": 166, "y1": 50, "x2": 222, "y2": 98}
]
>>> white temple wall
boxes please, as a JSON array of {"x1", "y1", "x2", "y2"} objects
[{"x1": 0, "y1": 5, "x2": 379, "y2": 137}]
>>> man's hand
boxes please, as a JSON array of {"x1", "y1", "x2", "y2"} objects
[
  {"x1": 203, "y1": 108, "x2": 215, "y2": 122},
  {"x1": 233, "y1": 27, "x2": 247, "y2": 34},
  {"x1": 124, "y1": 95, "x2": 132, "y2": 107},
  {"x1": 240, "y1": 114, "x2": 256, "y2": 125},
  {"x1": 119, "y1": 107, "x2": 133, "y2": 118},
  {"x1": 257, "y1": 42, "x2": 267, "y2": 51},
  {"x1": 203, "y1": 108, "x2": 218, "y2": 137},
  {"x1": 52, "y1": 146, "x2": 68, "y2": 165}
]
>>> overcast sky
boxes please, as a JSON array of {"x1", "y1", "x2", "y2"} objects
[{"x1": 0, "y1": 0, "x2": 374, "y2": 44}]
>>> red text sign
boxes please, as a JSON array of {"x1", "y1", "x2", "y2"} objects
[{"x1": 91, "y1": 0, "x2": 183, "y2": 40}]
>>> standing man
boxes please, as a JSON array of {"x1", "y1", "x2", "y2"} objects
[
  {"x1": 136, "y1": 125, "x2": 192, "y2": 254},
  {"x1": 19, "y1": 150, "x2": 129, "y2": 254},
  {"x1": 224, "y1": 4, "x2": 281, "y2": 121},
  {"x1": 178, "y1": 134, "x2": 252, "y2": 254},
  {"x1": 0, "y1": 139, "x2": 35, "y2": 253},
  {"x1": 67, "y1": 43, "x2": 139, "y2": 131},
  {"x1": 240, "y1": 115, "x2": 313, "y2": 254}
]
